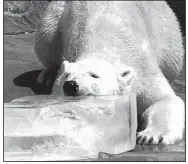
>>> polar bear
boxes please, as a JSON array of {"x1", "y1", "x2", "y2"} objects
[{"x1": 35, "y1": 1, "x2": 185, "y2": 145}]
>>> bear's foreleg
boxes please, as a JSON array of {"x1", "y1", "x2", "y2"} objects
[
  {"x1": 137, "y1": 74, "x2": 184, "y2": 145},
  {"x1": 35, "y1": 2, "x2": 65, "y2": 84}
]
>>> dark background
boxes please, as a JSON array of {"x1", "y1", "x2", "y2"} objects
[{"x1": 166, "y1": 0, "x2": 185, "y2": 36}]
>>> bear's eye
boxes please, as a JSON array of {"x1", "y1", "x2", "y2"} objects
[
  {"x1": 89, "y1": 72, "x2": 99, "y2": 78},
  {"x1": 121, "y1": 71, "x2": 130, "y2": 77}
]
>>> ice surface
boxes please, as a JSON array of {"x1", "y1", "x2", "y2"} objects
[{"x1": 4, "y1": 95, "x2": 137, "y2": 161}]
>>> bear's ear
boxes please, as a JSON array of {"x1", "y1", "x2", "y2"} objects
[
  {"x1": 53, "y1": 61, "x2": 71, "y2": 95},
  {"x1": 117, "y1": 66, "x2": 135, "y2": 84},
  {"x1": 57, "y1": 60, "x2": 71, "y2": 77},
  {"x1": 60, "y1": 60, "x2": 72, "y2": 73},
  {"x1": 114, "y1": 62, "x2": 137, "y2": 94}
]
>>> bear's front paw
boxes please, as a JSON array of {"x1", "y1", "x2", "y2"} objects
[
  {"x1": 136, "y1": 129, "x2": 163, "y2": 145},
  {"x1": 37, "y1": 65, "x2": 60, "y2": 85},
  {"x1": 136, "y1": 128, "x2": 183, "y2": 145}
]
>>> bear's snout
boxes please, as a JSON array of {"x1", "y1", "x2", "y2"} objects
[{"x1": 63, "y1": 81, "x2": 79, "y2": 96}]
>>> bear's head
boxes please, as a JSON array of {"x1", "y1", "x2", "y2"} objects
[{"x1": 53, "y1": 58, "x2": 136, "y2": 96}]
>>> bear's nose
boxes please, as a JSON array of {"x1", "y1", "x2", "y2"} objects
[{"x1": 63, "y1": 81, "x2": 79, "y2": 96}]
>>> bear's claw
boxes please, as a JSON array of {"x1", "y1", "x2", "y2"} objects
[{"x1": 136, "y1": 131, "x2": 164, "y2": 145}]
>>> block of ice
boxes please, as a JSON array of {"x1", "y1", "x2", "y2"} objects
[{"x1": 4, "y1": 95, "x2": 137, "y2": 161}]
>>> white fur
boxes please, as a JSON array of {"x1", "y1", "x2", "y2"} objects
[
  {"x1": 53, "y1": 58, "x2": 134, "y2": 96},
  {"x1": 35, "y1": 1, "x2": 184, "y2": 145}
]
